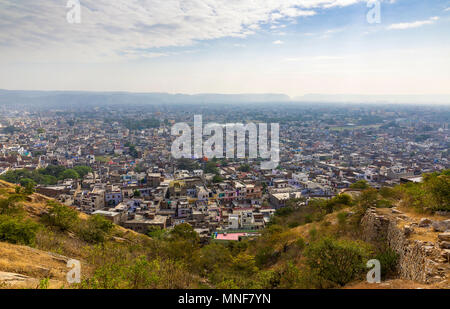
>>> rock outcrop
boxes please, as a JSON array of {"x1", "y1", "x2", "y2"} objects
[{"x1": 361, "y1": 208, "x2": 449, "y2": 285}]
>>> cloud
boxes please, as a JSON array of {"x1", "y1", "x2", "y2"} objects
[
  {"x1": 387, "y1": 16, "x2": 440, "y2": 30},
  {"x1": 0, "y1": 0, "x2": 367, "y2": 61},
  {"x1": 284, "y1": 55, "x2": 345, "y2": 61},
  {"x1": 273, "y1": 40, "x2": 284, "y2": 45},
  {"x1": 445, "y1": 7, "x2": 450, "y2": 12}
]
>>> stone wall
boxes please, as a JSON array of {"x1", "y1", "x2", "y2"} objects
[{"x1": 361, "y1": 208, "x2": 449, "y2": 284}]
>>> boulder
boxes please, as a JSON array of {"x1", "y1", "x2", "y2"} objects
[
  {"x1": 419, "y1": 218, "x2": 433, "y2": 228},
  {"x1": 404, "y1": 225, "x2": 414, "y2": 237},
  {"x1": 441, "y1": 249, "x2": 450, "y2": 260},
  {"x1": 439, "y1": 241, "x2": 450, "y2": 249},
  {"x1": 438, "y1": 232, "x2": 450, "y2": 242},
  {"x1": 432, "y1": 220, "x2": 450, "y2": 232}
]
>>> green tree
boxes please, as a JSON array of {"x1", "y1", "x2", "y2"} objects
[
  {"x1": 359, "y1": 188, "x2": 379, "y2": 209},
  {"x1": 73, "y1": 166, "x2": 92, "y2": 178},
  {"x1": 423, "y1": 171, "x2": 450, "y2": 211},
  {"x1": 0, "y1": 215, "x2": 40, "y2": 245},
  {"x1": 77, "y1": 215, "x2": 114, "y2": 243},
  {"x1": 41, "y1": 165, "x2": 66, "y2": 178},
  {"x1": 59, "y1": 169, "x2": 80, "y2": 180},
  {"x1": 170, "y1": 223, "x2": 199, "y2": 244},
  {"x1": 350, "y1": 180, "x2": 370, "y2": 190},
  {"x1": 238, "y1": 164, "x2": 251, "y2": 172},
  {"x1": 304, "y1": 237, "x2": 370, "y2": 287},
  {"x1": 212, "y1": 175, "x2": 224, "y2": 183},
  {"x1": 204, "y1": 161, "x2": 219, "y2": 175},
  {"x1": 42, "y1": 201, "x2": 79, "y2": 231}
]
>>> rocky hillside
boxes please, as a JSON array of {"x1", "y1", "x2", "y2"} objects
[
  {"x1": 0, "y1": 175, "x2": 448, "y2": 289},
  {"x1": 361, "y1": 207, "x2": 449, "y2": 287},
  {"x1": 0, "y1": 180, "x2": 151, "y2": 289}
]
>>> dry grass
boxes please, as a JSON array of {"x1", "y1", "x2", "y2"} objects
[
  {"x1": 344, "y1": 278, "x2": 450, "y2": 289},
  {"x1": 377, "y1": 208, "x2": 441, "y2": 243},
  {"x1": 396, "y1": 205, "x2": 448, "y2": 221},
  {"x1": 0, "y1": 242, "x2": 68, "y2": 280},
  {"x1": 0, "y1": 179, "x2": 141, "y2": 288}
]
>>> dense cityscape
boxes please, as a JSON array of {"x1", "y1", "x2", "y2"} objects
[{"x1": 1, "y1": 102, "x2": 448, "y2": 241}]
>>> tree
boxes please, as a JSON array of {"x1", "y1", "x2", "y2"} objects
[
  {"x1": 73, "y1": 166, "x2": 92, "y2": 178},
  {"x1": 59, "y1": 169, "x2": 80, "y2": 180},
  {"x1": 350, "y1": 180, "x2": 370, "y2": 190},
  {"x1": 176, "y1": 158, "x2": 200, "y2": 171},
  {"x1": 78, "y1": 215, "x2": 114, "y2": 243},
  {"x1": 238, "y1": 164, "x2": 251, "y2": 172},
  {"x1": 23, "y1": 182, "x2": 35, "y2": 195},
  {"x1": 422, "y1": 170, "x2": 450, "y2": 211},
  {"x1": 42, "y1": 201, "x2": 79, "y2": 231},
  {"x1": 212, "y1": 175, "x2": 224, "y2": 183},
  {"x1": 128, "y1": 145, "x2": 139, "y2": 159},
  {"x1": 170, "y1": 223, "x2": 199, "y2": 244},
  {"x1": 195, "y1": 243, "x2": 232, "y2": 275},
  {"x1": 133, "y1": 190, "x2": 141, "y2": 198},
  {"x1": 359, "y1": 188, "x2": 379, "y2": 209},
  {"x1": 19, "y1": 178, "x2": 36, "y2": 189},
  {"x1": 41, "y1": 165, "x2": 66, "y2": 178},
  {"x1": 204, "y1": 161, "x2": 219, "y2": 175}
]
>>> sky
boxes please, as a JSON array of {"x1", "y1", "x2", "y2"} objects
[{"x1": 0, "y1": 0, "x2": 449, "y2": 97}]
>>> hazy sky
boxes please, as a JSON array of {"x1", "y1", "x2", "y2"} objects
[{"x1": 0, "y1": 0, "x2": 449, "y2": 97}]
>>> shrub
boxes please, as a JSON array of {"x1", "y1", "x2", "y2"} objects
[
  {"x1": 232, "y1": 253, "x2": 258, "y2": 277},
  {"x1": 38, "y1": 278, "x2": 50, "y2": 289},
  {"x1": 337, "y1": 212, "x2": 348, "y2": 225},
  {"x1": 422, "y1": 171, "x2": 450, "y2": 211},
  {"x1": 376, "y1": 199, "x2": 393, "y2": 208},
  {"x1": 253, "y1": 270, "x2": 281, "y2": 289},
  {"x1": 278, "y1": 262, "x2": 302, "y2": 288},
  {"x1": 375, "y1": 247, "x2": 399, "y2": 278},
  {"x1": 255, "y1": 246, "x2": 279, "y2": 267},
  {"x1": 275, "y1": 206, "x2": 294, "y2": 217},
  {"x1": 42, "y1": 201, "x2": 79, "y2": 231},
  {"x1": 147, "y1": 226, "x2": 166, "y2": 239},
  {"x1": 304, "y1": 237, "x2": 370, "y2": 287},
  {"x1": 350, "y1": 180, "x2": 370, "y2": 189},
  {"x1": 288, "y1": 221, "x2": 300, "y2": 228},
  {"x1": 0, "y1": 197, "x2": 23, "y2": 216},
  {"x1": 169, "y1": 223, "x2": 199, "y2": 244},
  {"x1": 77, "y1": 215, "x2": 114, "y2": 243},
  {"x1": 295, "y1": 237, "x2": 306, "y2": 251},
  {"x1": 195, "y1": 243, "x2": 232, "y2": 275},
  {"x1": 0, "y1": 215, "x2": 40, "y2": 245},
  {"x1": 333, "y1": 194, "x2": 353, "y2": 206},
  {"x1": 308, "y1": 227, "x2": 318, "y2": 241},
  {"x1": 359, "y1": 188, "x2": 380, "y2": 209}
]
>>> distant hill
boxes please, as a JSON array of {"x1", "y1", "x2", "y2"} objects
[
  {"x1": 293, "y1": 94, "x2": 450, "y2": 105},
  {"x1": 0, "y1": 90, "x2": 291, "y2": 108},
  {"x1": 1, "y1": 90, "x2": 449, "y2": 108}
]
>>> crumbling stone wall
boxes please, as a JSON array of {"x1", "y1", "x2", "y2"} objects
[{"x1": 361, "y1": 208, "x2": 449, "y2": 284}]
